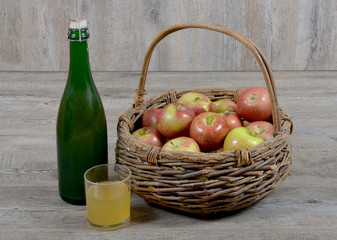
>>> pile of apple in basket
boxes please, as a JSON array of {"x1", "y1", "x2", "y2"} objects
[{"x1": 132, "y1": 86, "x2": 273, "y2": 153}]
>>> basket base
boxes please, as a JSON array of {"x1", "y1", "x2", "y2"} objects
[{"x1": 144, "y1": 199, "x2": 249, "y2": 218}]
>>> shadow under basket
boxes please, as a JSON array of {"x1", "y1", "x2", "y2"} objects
[{"x1": 115, "y1": 23, "x2": 294, "y2": 215}]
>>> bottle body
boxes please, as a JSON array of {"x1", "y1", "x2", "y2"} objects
[{"x1": 57, "y1": 25, "x2": 107, "y2": 205}]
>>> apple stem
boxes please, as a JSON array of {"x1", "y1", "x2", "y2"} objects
[
  {"x1": 194, "y1": 97, "x2": 201, "y2": 102},
  {"x1": 170, "y1": 141, "x2": 177, "y2": 149},
  {"x1": 249, "y1": 93, "x2": 258, "y2": 101},
  {"x1": 139, "y1": 128, "x2": 148, "y2": 136},
  {"x1": 206, "y1": 114, "x2": 215, "y2": 125},
  {"x1": 251, "y1": 131, "x2": 258, "y2": 137}
]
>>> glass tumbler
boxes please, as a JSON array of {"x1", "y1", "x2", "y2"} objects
[{"x1": 84, "y1": 163, "x2": 131, "y2": 230}]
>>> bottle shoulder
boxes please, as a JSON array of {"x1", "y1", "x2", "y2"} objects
[
  {"x1": 57, "y1": 88, "x2": 107, "y2": 128},
  {"x1": 59, "y1": 87, "x2": 104, "y2": 107},
  {"x1": 63, "y1": 75, "x2": 101, "y2": 95}
]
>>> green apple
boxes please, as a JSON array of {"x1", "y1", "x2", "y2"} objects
[{"x1": 223, "y1": 127, "x2": 264, "y2": 151}]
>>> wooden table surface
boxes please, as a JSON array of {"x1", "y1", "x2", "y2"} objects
[{"x1": 1, "y1": 71, "x2": 336, "y2": 240}]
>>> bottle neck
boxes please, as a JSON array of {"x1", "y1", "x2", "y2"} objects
[
  {"x1": 69, "y1": 40, "x2": 91, "y2": 77},
  {"x1": 67, "y1": 28, "x2": 92, "y2": 84}
]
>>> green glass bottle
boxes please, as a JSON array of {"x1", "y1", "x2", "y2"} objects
[{"x1": 57, "y1": 19, "x2": 108, "y2": 205}]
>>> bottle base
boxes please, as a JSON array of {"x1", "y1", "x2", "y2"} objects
[{"x1": 60, "y1": 195, "x2": 86, "y2": 205}]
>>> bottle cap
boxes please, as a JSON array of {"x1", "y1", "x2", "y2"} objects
[{"x1": 69, "y1": 18, "x2": 88, "y2": 29}]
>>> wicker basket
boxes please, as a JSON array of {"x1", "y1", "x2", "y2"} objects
[{"x1": 115, "y1": 23, "x2": 293, "y2": 215}]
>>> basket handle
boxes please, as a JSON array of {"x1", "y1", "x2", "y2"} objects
[{"x1": 135, "y1": 23, "x2": 281, "y2": 132}]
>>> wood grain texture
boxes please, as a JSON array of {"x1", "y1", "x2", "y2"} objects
[
  {"x1": 0, "y1": 0, "x2": 76, "y2": 71},
  {"x1": 0, "y1": 0, "x2": 336, "y2": 71},
  {"x1": 0, "y1": 71, "x2": 337, "y2": 239}
]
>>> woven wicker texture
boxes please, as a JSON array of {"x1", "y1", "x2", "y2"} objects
[{"x1": 116, "y1": 23, "x2": 293, "y2": 214}]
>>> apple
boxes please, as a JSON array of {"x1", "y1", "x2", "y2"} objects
[
  {"x1": 237, "y1": 87, "x2": 272, "y2": 122},
  {"x1": 162, "y1": 136, "x2": 200, "y2": 152},
  {"x1": 189, "y1": 112, "x2": 229, "y2": 152},
  {"x1": 223, "y1": 127, "x2": 264, "y2": 151},
  {"x1": 142, "y1": 108, "x2": 162, "y2": 130},
  {"x1": 211, "y1": 99, "x2": 238, "y2": 113},
  {"x1": 157, "y1": 103, "x2": 195, "y2": 139},
  {"x1": 246, "y1": 121, "x2": 274, "y2": 140},
  {"x1": 132, "y1": 126, "x2": 165, "y2": 147},
  {"x1": 177, "y1": 92, "x2": 212, "y2": 115},
  {"x1": 218, "y1": 111, "x2": 243, "y2": 131}
]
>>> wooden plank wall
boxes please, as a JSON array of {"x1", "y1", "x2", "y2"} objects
[{"x1": 0, "y1": 0, "x2": 336, "y2": 72}]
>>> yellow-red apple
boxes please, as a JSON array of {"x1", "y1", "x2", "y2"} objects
[
  {"x1": 132, "y1": 127, "x2": 165, "y2": 147},
  {"x1": 246, "y1": 121, "x2": 274, "y2": 140},
  {"x1": 177, "y1": 92, "x2": 212, "y2": 115},
  {"x1": 142, "y1": 108, "x2": 162, "y2": 130},
  {"x1": 157, "y1": 103, "x2": 195, "y2": 139},
  {"x1": 218, "y1": 111, "x2": 243, "y2": 131},
  {"x1": 211, "y1": 99, "x2": 237, "y2": 113},
  {"x1": 162, "y1": 137, "x2": 200, "y2": 152}
]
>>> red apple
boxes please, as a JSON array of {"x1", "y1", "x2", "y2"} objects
[
  {"x1": 211, "y1": 99, "x2": 238, "y2": 113},
  {"x1": 246, "y1": 121, "x2": 274, "y2": 140},
  {"x1": 162, "y1": 137, "x2": 200, "y2": 152},
  {"x1": 218, "y1": 111, "x2": 243, "y2": 131},
  {"x1": 157, "y1": 103, "x2": 195, "y2": 139},
  {"x1": 142, "y1": 108, "x2": 162, "y2": 130},
  {"x1": 223, "y1": 127, "x2": 264, "y2": 151},
  {"x1": 189, "y1": 112, "x2": 229, "y2": 152},
  {"x1": 237, "y1": 87, "x2": 272, "y2": 122},
  {"x1": 132, "y1": 126, "x2": 165, "y2": 147},
  {"x1": 177, "y1": 92, "x2": 212, "y2": 115}
]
